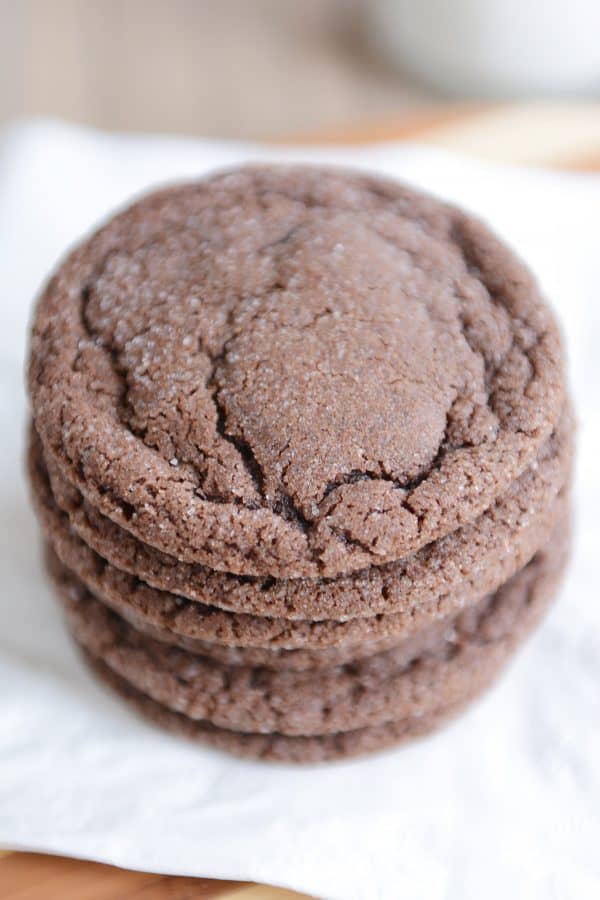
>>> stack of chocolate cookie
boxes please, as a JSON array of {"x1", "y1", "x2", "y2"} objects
[{"x1": 27, "y1": 166, "x2": 572, "y2": 762}]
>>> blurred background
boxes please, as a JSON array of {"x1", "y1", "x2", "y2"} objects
[
  {"x1": 3, "y1": 0, "x2": 600, "y2": 141},
  {"x1": 0, "y1": 0, "x2": 433, "y2": 139}
]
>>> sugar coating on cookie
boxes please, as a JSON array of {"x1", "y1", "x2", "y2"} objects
[
  {"x1": 30, "y1": 420, "x2": 571, "y2": 644},
  {"x1": 55, "y1": 525, "x2": 569, "y2": 738},
  {"x1": 29, "y1": 166, "x2": 565, "y2": 577}
]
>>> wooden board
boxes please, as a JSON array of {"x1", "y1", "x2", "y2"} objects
[
  {"x1": 4, "y1": 101, "x2": 600, "y2": 900},
  {"x1": 292, "y1": 102, "x2": 600, "y2": 170}
]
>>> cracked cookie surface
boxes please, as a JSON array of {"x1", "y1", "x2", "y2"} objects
[
  {"x1": 82, "y1": 654, "x2": 483, "y2": 762},
  {"x1": 30, "y1": 408, "x2": 571, "y2": 627},
  {"x1": 53, "y1": 524, "x2": 568, "y2": 737},
  {"x1": 29, "y1": 166, "x2": 564, "y2": 576}
]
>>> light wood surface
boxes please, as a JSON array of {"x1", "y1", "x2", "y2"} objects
[
  {"x1": 0, "y1": 851, "x2": 305, "y2": 899},
  {"x1": 294, "y1": 102, "x2": 600, "y2": 169},
  {"x1": 3, "y1": 101, "x2": 600, "y2": 900}
]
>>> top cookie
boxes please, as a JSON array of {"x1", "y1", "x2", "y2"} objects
[{"x1": 29, "y1": 166, "x2": 564, "y2": 577}]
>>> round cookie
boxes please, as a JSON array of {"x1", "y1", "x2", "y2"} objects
[
  {"x1": 53, "y1": 526, "x2": 569, "y2": 737},
  {"x1": 46, "y1": 546, "x2": 477, "y2": 671},
  {"x1": 32, "y1": 426, "x2": 570, "y2": 659},
  {"x1": 29, "y1": 166, "x2": 565, "y2": 578},
  {"x1": 83, "y1": 654, "x2": 485, "y2": 763},
  {"x1": 31, "y1": 408, "x2": 572, "y2": 627}
]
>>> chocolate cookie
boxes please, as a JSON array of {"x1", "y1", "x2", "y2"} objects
[
  {"x1": 30, "y1": 408, "x2": 571, "y2": 626},
  {"x1": 29, "y1": 166, "x2": 564, "y2": 578},
  {"x1": 31, "y1": 425, "x2": 569, "y2": 663},
  {"x1": 46, "y1": 543, "x2": 512, "y2": 671},
  {"x1": 52, "y1": 525, "x2": 568, "y2": 737},
  {"x1": 84, "y1": 654, "x2": 483, "y2": 763}
]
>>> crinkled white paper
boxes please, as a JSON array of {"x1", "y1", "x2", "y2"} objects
[{"x1": 0, "y1": 121, "x2": 598, "y2": 900}]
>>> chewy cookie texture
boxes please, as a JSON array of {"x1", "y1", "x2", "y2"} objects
[{"x1": 27, "y1": 165, "x2": 572, "y2": 761}]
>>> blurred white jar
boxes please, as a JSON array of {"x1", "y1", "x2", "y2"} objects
[{"x1": 370, "y1": 0, "x2": 600, "y2": 96}]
